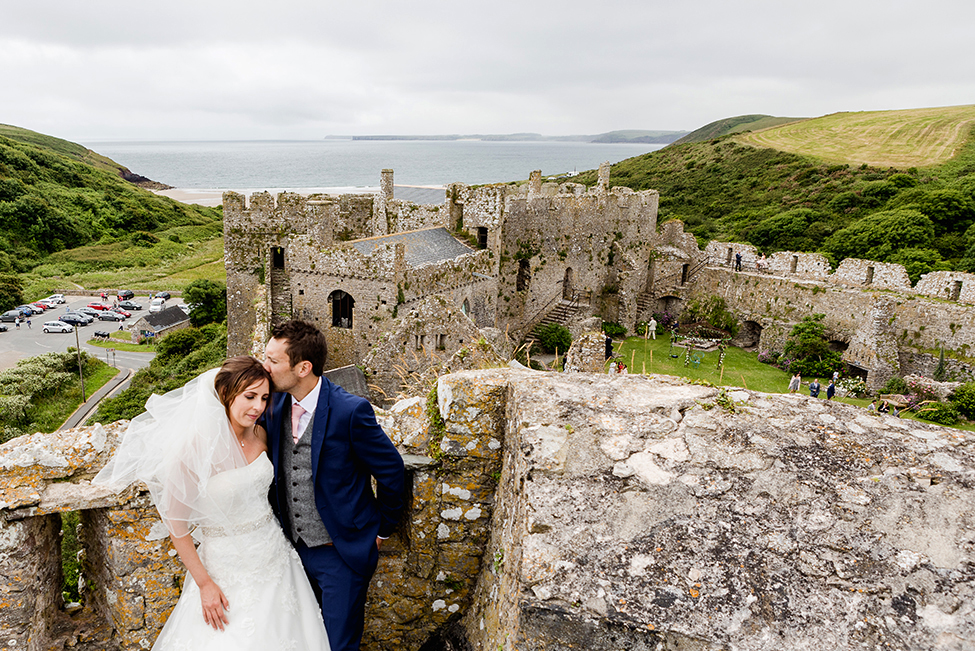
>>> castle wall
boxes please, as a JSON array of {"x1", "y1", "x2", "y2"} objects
[{"x1": 495, "y1": 186, "x2": 659, "y2": 334}]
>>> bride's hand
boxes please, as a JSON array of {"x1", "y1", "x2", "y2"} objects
[{"x1": 199, "y1": 580, "x2": 230, "y2": 630}]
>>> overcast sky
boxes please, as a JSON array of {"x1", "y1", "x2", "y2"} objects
[{"x1": 2, "y1": 0, "x2": 973, "y2": 142}]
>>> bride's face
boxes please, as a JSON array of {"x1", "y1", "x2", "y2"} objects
[{"x1": 229, "y1": 378, "x2": 270, "y2": 434}]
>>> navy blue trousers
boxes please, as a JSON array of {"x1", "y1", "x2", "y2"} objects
[{"x1": 296, "y1": 542, "x2": 375, "y2": 651}]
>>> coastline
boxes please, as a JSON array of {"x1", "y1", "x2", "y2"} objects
[{"x1": 153, "y1": 184, "x2": 445, "y2": 207}]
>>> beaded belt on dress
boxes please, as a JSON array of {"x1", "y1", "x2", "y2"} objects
[{"x1": 199, "y1": 511, "x2": 273, "y2": 538}]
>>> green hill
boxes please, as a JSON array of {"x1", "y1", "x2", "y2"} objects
[
  {"x1": 671, "y1": 115, "x2": 807, "y2": 145},
  {"x1": 569, "y1": 106, "x2": 975, "y2": 280},
  {"x1": 0, "y1": 127, "x2": 222, "y2": 303}
]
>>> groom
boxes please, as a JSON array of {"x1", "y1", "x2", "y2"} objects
[{"x1": 262, "y1": 320, "x2": 405, "y2": 651}]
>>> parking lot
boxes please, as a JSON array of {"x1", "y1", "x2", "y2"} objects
[{"x1": 0, "y1": 294, "x2": 157, "y2": 372}]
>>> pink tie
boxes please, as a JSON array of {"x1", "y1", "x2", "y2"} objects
[{"x1": 291, "y1": 402, "x2": 306, "y2": 444}]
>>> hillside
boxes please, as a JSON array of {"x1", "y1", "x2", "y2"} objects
[
  {"x1": 0, "y1": 128, "x2": 223, "y2": 304},
  {"x1": 0, "y1": 124, "x2": 168, "y2": 188},
  {"x1": 736, "y1": 105, "x2": 975, "y2": 168},
  {"x1": 671, "y1": 115, "x2": 806, "y2": 145},
  {"x1": 569, "y1": 105, "x2": 975, "y2": 281}
]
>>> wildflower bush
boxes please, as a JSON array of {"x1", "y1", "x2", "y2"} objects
[
  {"x1": 653, "y1": 311, "x2": 678, "y2": 330},
  {"x1": 757, "y1": 350, "x2": 780, "y2": 365},
  {"x1": 837, "y1": 376, "x2": 868, "y2": 398},
  {"x1": 0, "y1": 351, "x2": 93, "y2": 442}
]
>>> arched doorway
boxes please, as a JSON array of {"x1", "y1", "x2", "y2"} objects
[
  {"x1": 563, "y1": 268, "x2": 574, "y2": 300},
  {"x1": 328, "y1": 290, "x2": 354, "y2": 328}
]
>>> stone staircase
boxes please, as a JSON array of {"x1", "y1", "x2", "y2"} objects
[
  {"x1": 526, "y1": 298, "x2": 589, "y2": 346},
  {"x1": 269, "y1": 268, "x2": 292, "y2": 327}
]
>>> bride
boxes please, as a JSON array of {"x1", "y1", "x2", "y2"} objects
[{"x1": 95, "y1": 356, "x2": 330, "y2": 650}]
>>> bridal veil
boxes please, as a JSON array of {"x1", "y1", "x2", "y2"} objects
[{"x1": 94, "y1": 368, "x2": 249, "y2": 538}]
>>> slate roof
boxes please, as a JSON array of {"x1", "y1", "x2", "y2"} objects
[
  {"x1": 352, "y1": 227, "x2": 473, "y2": 268},
  {"x1": 142, "y1": 305, "x2": 189, "y2": 330}
]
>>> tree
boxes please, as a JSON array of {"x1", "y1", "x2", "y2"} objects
[
  {"x1": 0, "y1": 274, "x2": 24, "y2": 312},
  {"x1": 783, "y1": 313, "x2": 843, "y2": 378},
  {"x1": 182, "y1": 279, "x2": 227, "y2": 327},
  {"x1": 820, "y1": 209, "x2": 935, "y2": 264}
]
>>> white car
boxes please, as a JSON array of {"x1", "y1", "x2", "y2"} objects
[
  {"x1": 149, "y1": 297, "x2": 167, "y2": 313},
  {"x1": 43, "y1": 321, "x2": 74, "y2": 333},
  {"x1": 44, "y1": 294, "x2": 67, "y2": 304}
]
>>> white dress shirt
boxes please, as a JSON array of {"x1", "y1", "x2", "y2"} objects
[{"x1": 292, "y1": 376, "x2": 322, "y2": 442}]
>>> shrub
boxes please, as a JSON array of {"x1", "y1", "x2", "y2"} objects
[
  {"x1": 757, "y1": 350, "x2": 781, "y2": 365},
  {"x1": 536, "y1": 323, "x2": 572, "y2": 354},
  {"x1": 881, "y1": 376, "x2": 909, "y2": 395},
  {"x1": 950, "y1": 382, "x2": 975, "y2": 420},
  {"x1": 914, "y1": 401, "x2": 959, "y2": 426},
  {"x1": 682, "y1": 295, "x2": 739, "y2": 337},
  {"x1": 602, "y1": 321, "x2": 627, "y2": 339}
]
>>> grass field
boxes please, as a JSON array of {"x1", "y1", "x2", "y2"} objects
[
  {"x1": 736, "y1": 104, "x2": 975, "y2": 168},
  {"x1": 606, "y1": 333, "x2": 975, "y2": 431}
]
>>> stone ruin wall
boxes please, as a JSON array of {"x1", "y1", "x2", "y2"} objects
[
  {"x1": 492, "y1": 186, "x2": 659, "y2": 336},
  {"x1": 6, "y1": 369, "x2": 975, "y2": 650}
]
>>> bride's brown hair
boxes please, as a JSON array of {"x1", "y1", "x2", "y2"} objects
[{"x1": 214, "y1": 356, "x2": 272, "y2": 414}]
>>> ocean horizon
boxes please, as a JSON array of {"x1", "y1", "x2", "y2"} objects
[{"x1": 84, "y1": 139, "x2": 666, "y2": 194}]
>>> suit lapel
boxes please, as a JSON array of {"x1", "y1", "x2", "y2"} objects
[{"x1": 309, "y1": 377, "x2": 331, "y2": 485}]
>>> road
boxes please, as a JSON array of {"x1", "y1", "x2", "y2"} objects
[{"x1": 0, "y1": 295, "x2": 156, "y2": 373}]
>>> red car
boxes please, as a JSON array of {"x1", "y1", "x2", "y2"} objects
[
  {"x1": 31, "y1": 302, "x2": 51, "y2": 311},
  {"x1": 87, "y1": 302, "x2": 112, "y2": 311},
  {"x1": 110, "y1": 307, "x2": 132, "y2": 318}
]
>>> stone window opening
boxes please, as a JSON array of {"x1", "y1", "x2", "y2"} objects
[
  {"x1": 415, "y1": 334, "x2": 426, "y2": 350},
  {"x1": 726, "y1": 247, "x2": 733, "y2": 265},
  {"x1": 680, "y1": 264, "x2": 689, "y2": 285},
  {"x1": 437, "y1": 334, "x2": 447, "y2": 351},
  {"x1": 477, "y1": 227, "x2": 488, "y2": 250},
  {"x1": 563, "y1": 268, "x2": 574, "y2": 300},
  {"x1": 462, "y1": 299, "x2": 470, "y2": 315},
  {"x1": 329, "y1": 290, "x2": 354, "y2": 328},
  {"x1": 791, "y1": 255, "x2": 798, "y2": 273},
  {"x1": 950, "y1": 280, "x2": 962, "y2": 301},
  {"x1": 516, "y1": 259, "x2": 532, "y2": 293},
  {"x1": 272, "y1": 247, "x2": 285, "y2": 269},
  {"x1": 865, "y1": 266, "x2": 874, "y2": 285}
]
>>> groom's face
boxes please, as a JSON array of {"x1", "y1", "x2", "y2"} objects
[{"x1": 264, "y1": 337, "x2": 301, "y2": 393}]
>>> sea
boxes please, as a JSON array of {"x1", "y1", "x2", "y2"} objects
[{"x1": 83, "y1": 139, "x2": 666, "y2": 194}]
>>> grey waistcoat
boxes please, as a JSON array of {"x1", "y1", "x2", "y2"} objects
[{"x1": 281, "y1": 409, "x2": 332, "y2": 546}]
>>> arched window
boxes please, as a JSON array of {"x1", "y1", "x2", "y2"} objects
[{"x1": 328, "y1": 290, "x2": 354, "y2": 328}]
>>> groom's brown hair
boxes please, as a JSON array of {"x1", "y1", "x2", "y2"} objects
[{"x1": 270, "y1": 320, "x2": 328, "y2": 377}]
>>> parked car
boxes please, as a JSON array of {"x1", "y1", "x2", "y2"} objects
[
  {"x1": 149, "y1": 297, "x2": 167, "y2": 313},
  {"x1": 60, "y1": 313, "x2": 92, "y2": 326},
  {"x1": 0, "y1": 325, "x2": 7, "y2": 332},
  {"x1": 87, "y1": 302, "x2": 112, "y2": 311},
  {"x1": 37, "y1": 299, "x2": 59, "y2": 308},
  {"x1": 118, "y1": 289, "x2": 135, "y2": 301},
  {"x1": 110, "y1": 307, "x2": 132, "y2": 318},
  {"x1": 44, "y1": 294, "x2": 67, "y2": 304},
  {"x1": 98, "y1": 311, "x2": 125, "y2": 322},
  {"x1": 31, "y1": 302, "x2": 51, "y2": 311},
  {"x1": 118, "y1": 300, "x2": 143, "y2": 311},
  {"x1": 1, "y1": 310, "x2": 22, "y2": 322},
  {"x1": 77, "y1": 307, "x2": 100, "y2": 317},
  {"x1": 43, "y1": 321, "x2": 74, "y2": 333},
  {"x1": 155, "y1": 291, "x2": 172, "y2": 300},
  {"x1": 17, "y1": 305, "x2": 42, "y2": 316}
]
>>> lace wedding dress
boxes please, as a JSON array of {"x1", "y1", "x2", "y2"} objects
[{"x1": 152, "y1": 451, "x2": 330, "y2": 650}]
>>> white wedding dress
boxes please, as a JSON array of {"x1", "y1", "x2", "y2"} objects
[{"x1": 152, "y1": 451, "x2": 330, "y2": 650}]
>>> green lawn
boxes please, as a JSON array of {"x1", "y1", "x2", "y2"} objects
[
  {"x1": 611, "y1": 332, "x2": 793, "y2": 393},
  {"x1": 27, "y1": 360, "x2": 119, "y2": 433},
  {"x1": 610, "y1": 333, "x2": 975, "y2": 431}
]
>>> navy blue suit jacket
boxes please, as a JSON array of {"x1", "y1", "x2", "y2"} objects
[{"x1": 266, "y1": 377, "x2": 405, "y2": 577}]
